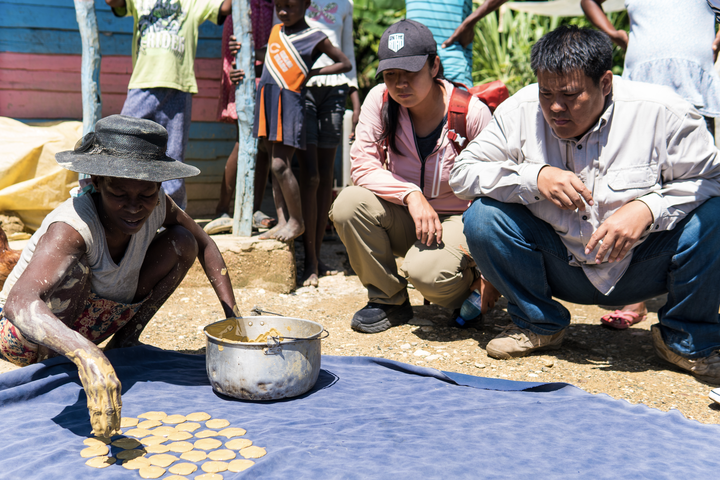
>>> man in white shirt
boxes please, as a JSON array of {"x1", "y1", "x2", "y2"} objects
[{"x1": 450, "y1": 26, "x2": 720, "y2": 383}]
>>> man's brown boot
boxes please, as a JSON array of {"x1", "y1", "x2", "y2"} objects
[
  {"x1": 486, "y1": 323, "x2": 565, "y2": 360},
  {"x1": 652, "y1": 325, "x2": 720, "y2": 384}
]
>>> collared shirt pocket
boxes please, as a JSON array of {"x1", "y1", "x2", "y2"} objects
[{"x1": 605, "y1": 164, "x2": 658, "y2": 192}]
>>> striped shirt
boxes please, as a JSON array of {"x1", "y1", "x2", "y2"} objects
[{"x1": 406, "y1": 0, "x2": 473, "y2": 87}]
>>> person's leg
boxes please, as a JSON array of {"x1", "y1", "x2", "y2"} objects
[
  {"x1": 253, "y1": 140, "x2": 270, "y2": 213},
  {"x1": 463, "y1": 198, "x2": 602, "y2": 358},
  {"x1": 203, "y1": 141, "x2": 239, "y2": 235},
  {"x1": 401, "y1": 214, "x2": 474, "y2": 310},
  {"x1": 105, "y1": 225, "x2": 198, "y2": 349},
  {"x1": 296, "y1": 87, "x2": 320, "y2": 285},
  {"x1": 315, "y1": 85, "x2": 347, "y2": 277},
  {"x1": 627, "y1": 197, "x2": 720, "y2": 359},
  {"x1": 266, "y1": 142, "x2": 304, "y2": 242},
  {"x1": 216, "y1": 142, "x2": 239, "y2": 216},
  {"x1": 315, "y1": 146, "x2": 338, "y2": 276},
  {"x1": 330, "y1": 186, "x2": 417, "y2": 304},
  {"x1": 259, "y1": 170, "x2": 288, "y2": 240},
  {"x1": 330, "y1": 186, "x2": 417, "y2": 332},
  {"x1": 464, "y1": 197, "x2": 589, "y2": 335},
  {"x1": 296, "y1": 144, "x2": 321, "y2": 286},
  {"x1": 252, "y1": 139, "x2": 276, "y2": 229}
]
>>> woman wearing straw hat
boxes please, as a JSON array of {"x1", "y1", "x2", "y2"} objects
[{"x1": 0, "y1": 115, "x2": 239, "y2": 437}]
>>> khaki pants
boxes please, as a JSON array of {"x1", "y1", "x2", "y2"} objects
[{"x1": 330, "y1": 186, "x2": 474, "y2": 309}]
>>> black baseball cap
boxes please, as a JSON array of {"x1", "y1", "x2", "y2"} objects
[{"x1": 376, "y1": 19, "x2": 437, "y2": 79}]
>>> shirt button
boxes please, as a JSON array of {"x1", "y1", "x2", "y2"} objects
[
  {"x1": 577, "y1": 145, "x2": 583, "y2": 150},
  {"x1": 582, "y1": 215, "x2": 588, "y2": 220},
  {"x1": 535, "y1": 196, "x2": 540, "y2": 200}
]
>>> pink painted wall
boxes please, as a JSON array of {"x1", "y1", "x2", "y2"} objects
[{"x1": 0, "y1": 52, "x2": 222, "y2": 121}]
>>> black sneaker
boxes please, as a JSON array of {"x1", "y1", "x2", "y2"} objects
[{"x1": 351, "y1": 300, "x2": 414, "y2": 333}]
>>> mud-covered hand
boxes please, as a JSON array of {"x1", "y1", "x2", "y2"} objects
[
  {"x1": 537, "y1": 166, "x2": 594, "y2": 210},
  {"x1": 70, "y1": 349, "x2": 122, "y2": 438},
  {"x1": 585, "y1": 200, "x2": 653, "y2": 264},
  {"x1": 405, "y1": 191, "x2": 442, "y2": 246}
]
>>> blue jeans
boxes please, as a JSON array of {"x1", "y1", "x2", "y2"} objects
[{"x1": 463, "y1": 196, "x2": 720, "y2": 359}]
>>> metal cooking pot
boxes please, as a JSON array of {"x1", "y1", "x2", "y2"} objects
[{"x1": 204, "y1": 315, "x2": 327, "y2": 401}]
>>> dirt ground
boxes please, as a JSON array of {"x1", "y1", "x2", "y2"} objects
[
  {"x1": 2, "y1": 232, "x2": 720, "y2": 426},
  {"x1": 138, "y1": 234, "x2": 720, "y2": 425}
]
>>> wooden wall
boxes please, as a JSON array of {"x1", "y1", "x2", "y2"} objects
[{"x1": 0, "y1": 0, "x2": 237, "y2": 217}]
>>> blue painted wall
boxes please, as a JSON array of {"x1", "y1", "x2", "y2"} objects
[{"x1": 0, "y1": 0, "x2": 223, "y2": 57}]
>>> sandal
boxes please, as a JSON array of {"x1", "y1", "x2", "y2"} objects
[
  {"x1": 600, "y1": 310, "x2": 647, "y2": 330},
  {"x1": 252, "y1": 210, "x2": 277, "y2": 230},
  {"x1": 203, "y1": 213, "x2": 232, "y2": 235}
]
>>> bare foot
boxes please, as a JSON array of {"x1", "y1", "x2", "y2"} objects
[
  {"x1": 301, "y1": 272, "x2": 320, "y2": 287},
  {"x1": 318, "y1": 260, "x2": 339, "y2": 276},
  {"x1": 621, "y1": 302, "x2": 648, "y2": 316},
  {"x1": 259, "y1": 223, "x2": 284, "y2": 240},
  {"x1": 273, "y1": 219, "x2": 305, "y2": 242}
]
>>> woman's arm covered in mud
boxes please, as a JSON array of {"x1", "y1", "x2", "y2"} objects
[
  {"x1": 3, "y1": 222, "x2": 122, "y2": 438},
  {"x1": 162, "y1": 196, "x2": 239, "y2": 318}
]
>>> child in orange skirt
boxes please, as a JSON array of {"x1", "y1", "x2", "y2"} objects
[{"x1": 253, "y1": 0, "x2": 351, "y2": 242}]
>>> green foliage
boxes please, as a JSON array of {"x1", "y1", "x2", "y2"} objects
[
  {"x1": 351, "y1": 4, "x2": 631, "y2": 100},
  {"x1": 353, "y1": 0, "x2": 405, "y2": 99},
  {"x1": 471, "y1": 9, "x2": 630, "y2": 95}
]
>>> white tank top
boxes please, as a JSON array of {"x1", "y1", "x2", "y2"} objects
[{"x1": 0, "y1": 188, "x2": 167, "y2": 306}]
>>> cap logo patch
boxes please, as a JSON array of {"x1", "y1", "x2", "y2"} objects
[{"x1": 388, "y1": 33, "x2": 404, "y2": 53}]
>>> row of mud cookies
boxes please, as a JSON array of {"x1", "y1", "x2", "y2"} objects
[{"x1": 81, "y1": 411, "x2": 267, "y2": 479}]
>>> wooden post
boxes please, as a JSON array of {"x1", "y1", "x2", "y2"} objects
[
  {"x1": 74, "y1": 0, "x2": 102, "y2": 135},
  {"x1": 231, "y1": 0, "x2": 257, "y2": 237},
  {"x1": 74, "y1": 0, "x2": 102, "y2": 181}
]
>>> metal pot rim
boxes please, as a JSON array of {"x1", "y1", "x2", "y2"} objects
[{"x1": 203, "y1": 316, "x2": 325, "y2": 345}]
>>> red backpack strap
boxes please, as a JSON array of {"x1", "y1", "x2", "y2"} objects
[{"x1": 446, "y1": 85, "x2": 472, "y2": 154}]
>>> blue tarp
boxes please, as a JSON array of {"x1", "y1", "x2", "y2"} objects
[{"x1": 0, "y1": 345, "x2": 718, "y2": 479}]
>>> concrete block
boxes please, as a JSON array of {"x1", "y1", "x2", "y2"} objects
[{"x1": 183, "y1": 234, "x2": 296, "y2": 293}]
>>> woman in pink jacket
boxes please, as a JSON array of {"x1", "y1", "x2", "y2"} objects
[{"x1": 330, "y1": 20, "x2": 499, "y2": 333}]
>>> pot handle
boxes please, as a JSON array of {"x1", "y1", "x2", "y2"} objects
[
  {"x1": 263, "y1": 329, "x2": 330, "y2": 355},
  {"x1": 250, "y1": 306, "x2": 284, "y2": 316}
]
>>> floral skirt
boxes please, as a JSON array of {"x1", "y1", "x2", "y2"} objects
[{"x1": 0, "y1": 293, "x2": 147, "y2": 367}]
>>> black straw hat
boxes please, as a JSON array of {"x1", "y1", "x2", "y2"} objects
[
  {"x1": 376, "y1": 19, "x2": 437, "y2": 79},
  {"x1": 56, "y1": 115, "x2": 200, "y2": 182}
]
